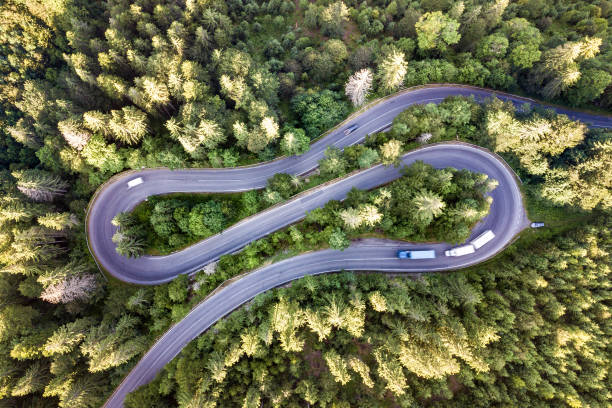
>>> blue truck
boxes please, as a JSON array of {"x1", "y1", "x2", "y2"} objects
[{"x1": 397, "y1": 250, "x2": 436, "y2": 259}]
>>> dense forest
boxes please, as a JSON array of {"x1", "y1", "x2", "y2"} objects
[
  {"x1": 126, "y1": 219, "x2": 611, "y2": 408},
  {"x1": 0, "y1": 0, "x2": 611, "y2": 407}
]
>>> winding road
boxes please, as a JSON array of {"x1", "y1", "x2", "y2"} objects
[{"x1": 91, "y1": 85, "x2": 612, "y2": 407}]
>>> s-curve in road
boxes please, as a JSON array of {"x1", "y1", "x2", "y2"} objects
[
  {"x1": 103, "y1": 142, "x2": 532, "y2": 408},
  {"x1": 87, "y1": 84, "x2": 612, "y2": 285},
  {"x1": 93, "y1": 86, "x2": 612, "y2": 408}
]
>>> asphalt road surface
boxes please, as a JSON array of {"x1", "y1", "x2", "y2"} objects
[{"x1": 93, "y1": 85, "x2": 612, "y2": 407}]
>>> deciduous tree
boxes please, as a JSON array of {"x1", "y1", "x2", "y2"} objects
[{"x1": 345, "y1": 69, "x2": 373, "y2": 107}]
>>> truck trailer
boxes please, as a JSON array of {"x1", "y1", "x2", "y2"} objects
[
  {"x1": 470, "y1": 230, "x2": 495, "y2": 249},
  {"x1": 444, "y1": 245, "x2": 476, "y2": 257},
  {"x1": 127, "y1": 177, "x2": 143, "y2": 188},
  {"x1": 397, "y1": 250, "x2": 436, "y2": 259}
]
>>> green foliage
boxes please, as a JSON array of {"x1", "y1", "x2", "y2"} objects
[
  {"x1": 188, "y1": 201, "x2": 225, "y2": 237},
  {"x1": 291, "y1": 90, "x2": 349, "y2": 139},
  {"x1": 416, "y1": 11, "x2": 461, "y2": 51},
  {"x1": 128, "y1": 218, "x2": 612, "y2": 407},
  {"x1": 280, "y1": 127, "x2": 310, "y2": 156},
  {"x1": 319, "y1": 146, "x2": 348, "y2": 178},
  {"x1": 328, "y1": 228, "x2": 350, "y2": 250}
]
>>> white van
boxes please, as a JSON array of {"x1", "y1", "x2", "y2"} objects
[
  {"x1": 470, "y1": 230, "x2": 495, "y2": 249},
  {"x1": 127, "y1": 177, "x2": 143, "y2": 188}
]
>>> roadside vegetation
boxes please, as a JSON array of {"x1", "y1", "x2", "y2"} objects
[
  {"x1": 126, "y1": 218, "x2": 611, "y2": 408},
  {"x1": 119, "y1": 95, "x2": 609, "y2": 257},
  {"x1": 0, "y1": 0, "x2": 611, "y2": 407}
]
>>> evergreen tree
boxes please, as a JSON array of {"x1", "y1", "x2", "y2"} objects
[{"x1": 13, "y1": 170, "x2": 68, "y2": 202}]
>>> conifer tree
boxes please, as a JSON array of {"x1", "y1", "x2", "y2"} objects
[
  {"x1": 13, "y1": 170, "x2": 68, "y2": 202},
  {"x1": 58, "y1": 118, "x2": 91, "y2": 150}
]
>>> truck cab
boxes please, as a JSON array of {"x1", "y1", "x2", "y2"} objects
[{"x1": 397, "y1": 250, "x2": 436, "y2": 259}]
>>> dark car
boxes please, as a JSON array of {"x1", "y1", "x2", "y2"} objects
[{"x1": 343, "y1": 124, "x2": 359, "y2": 135}]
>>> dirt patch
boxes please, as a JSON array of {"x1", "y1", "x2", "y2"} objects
[
  {"x1": 448, "y1": 375, "x2": 463, "y2": 393},
  {"x1": 353, "y1": 339, "x2": 373, "y2": 358},
  {"x1": 342, "y1": 20, "x2": 359, "y2": 44},
  {"x1": 303, "y1": 345, "x2": 326, "y2": 377}
]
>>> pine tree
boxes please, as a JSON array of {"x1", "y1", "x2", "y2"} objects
[
  {"x1": 13, "y1": 169, "x2": 68, "y2": 202},
  {"x1": 58, "y1": 376, "x2": 102, "y2": 408},
  {"x1": 9, "y1": 226, "x2": 66, "y2": 263},
  {"x1": 242, "y1": 387, "x2": 261, "y2": 408},
  {"x1": 83, "y1": 111, "x2": 111, "y2": 135},
  {"x1": 323, "y1": 294, "x2": 346, "y2": 328},
  {"x1": 40, "y1": 274, "x2": 98, "y2": 304},
  {"x1": 373, "y1": 348, "x2": 407, "y2": 396},
  {"x1": 206, "y1": 351, "x2": 227, "y2": 383},
  {"x1": 220, "y1": 75, "x2": 251, "y2": 109},
  {"x1": 324, "y1": 350, "x2": 351, "y2": 385},
  {"x1": 240, "y1": 328, "x2": 260, "y2": 357},
  {"x1": 43, "y1": 318, "x2": 93, "y2": 356},
  {"x1": 305, "y1": 309, "x2": 332, "y2": 341},
  {"x1": 7, "y1": 118, "x2": 42, "y2": 149},
  {"x1": 57, "y1": 118, "x2": 91, "y2": 150},
  {"x1": 412, "y1": 190, "x2": 446, "y2": 224},
  {"x1": 368, "y1": 291, "x2": 387, "y2": 312},
  {"x1": 347, "y1": 356, "x2": 374, "y2": 388},
  {"x1": 80, "y1": 315, "x2": 147, "y2": 372},
  {"x1": 37, "y1": 212, "x2": 80, "y2": 230},
  {"x1": 112, "y1": 231, "x2": 145, "y2": 258},
  {"x1": 12, "y1": 361, "x2": 49, "y2": 397},
  {"x1": 108, "y1": 106, "x2": 149, "y2": 145},
  {"x1": 0, "y1": 196, "x2": 47, "y2": 225}
]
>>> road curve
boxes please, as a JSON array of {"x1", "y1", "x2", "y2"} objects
[
  {"x1": 94, "y1": 86, "x2": 612, "y2": 407},
  {"x1": 87, "y1": 84, "x2": 612, "y2": 285}
]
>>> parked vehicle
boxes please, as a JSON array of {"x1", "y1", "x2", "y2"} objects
[
  {"x1": 397, "y1": 250, "x2": 436, "y2": 259},
  {"x1": 445, "y1": 245, "x2": 476, "y2": 257},
  {"x1": 470, "y1": 230, "x2": 495, "y2": 249},
  {"x1": 127, "y1": 177, "x2": 143, "y2": 188},
  {"x1": 530, "y1": 222, "x2": 545, "y2": 228},
  {"x1": 343, "y1": 124, "x2": 359, "y2": 135}
]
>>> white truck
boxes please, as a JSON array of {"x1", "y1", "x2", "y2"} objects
[
  {"x1": 470, "y1": 230, "x2": 495, "y2": 249},
  {"x1": 127, "y1": 177, "x2": 143, "y2": 189},
  {"x1": 445, "y1": 245, "x2": 475, "y2": 257},
  {"x1": 397, "y1": 250, "x2": 436, "y2": 259},
  {"x1": 445, "y1": 230, "x2": 495, "y2": 257}
]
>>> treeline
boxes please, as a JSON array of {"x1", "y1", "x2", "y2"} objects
[
  {"x1": 3, "y1": 0, "x2": 612, "y2": 191},
  {"x1": 126, "y1": 218, "x2": 611, "y2": 408}
]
